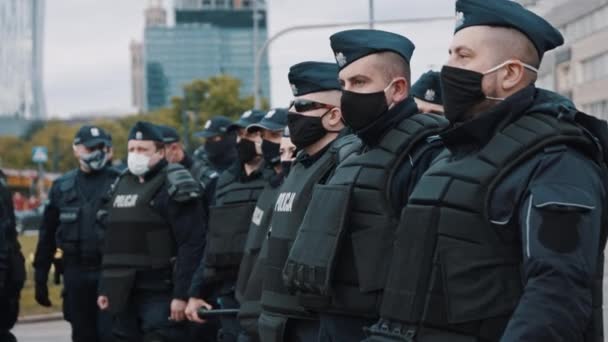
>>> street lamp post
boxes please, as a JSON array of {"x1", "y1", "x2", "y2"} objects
[
  {"x1": 369, "y1": 0, "x2": 375, "y2": 29},
  {"x1": 252, "y1": 16, "x2": 454, "y2": 109}
]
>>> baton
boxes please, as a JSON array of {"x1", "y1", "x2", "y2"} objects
[{"x1": 197, "y1": 308, "x2": 239, "y2": 318}]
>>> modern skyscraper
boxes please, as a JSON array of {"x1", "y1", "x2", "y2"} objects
[
  {"x1": 130, "y1": 40, "x2": 145, "y2": 112},
  {"x1": 141, "y1": 0, "x2": 269, "y2": 111},
  {"x1": 0, "y1": 0, "x2": 46, "y2": 121}
]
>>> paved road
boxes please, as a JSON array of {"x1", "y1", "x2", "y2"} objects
[{"x1": 13, "y1": 320, "x2": 70, "y2": 342}]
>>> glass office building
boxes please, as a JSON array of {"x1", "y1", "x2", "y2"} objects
[
  {"x1": 144, "y1": 7, "x2": 270, "y2": 111},
  {"x1": 0, "y1": 0, "x2": 46, "y2": 120}
]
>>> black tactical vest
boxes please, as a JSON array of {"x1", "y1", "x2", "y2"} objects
[
  {"x1": 379, "y1": 113, "x2": 600, "y2": 341},
  {"x1": 191, "y1": 157, "x2": 220, "y2": 191},
  {"x1": 235, "y1": 184, "x2": 282, "y2": 336},
  {"x1": 55, "y1": 167, "x2": 119, "y2": 260},
  {"x1": 103, "y1": 166, "x2": 175, "y2": 269},
  {"x1": 261, "y1": 135, "x2": 362, "y2": 320},
  {"x1": 201, "y1": 166, "x2": 270, "y2": 284},
  {"x1": 285, "y1": 114, "x2": 449, "y2": 318},
  {"x1": 235, "y1": 184, "x2": 282, "y2": 303}
]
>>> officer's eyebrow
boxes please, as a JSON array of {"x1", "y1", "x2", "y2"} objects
[
  {"x1": 346, "y1": 74, "x2": 372, "y2": 84},
  {"x1": 450, "y1": 45, "x2": 474, "y2": 56}
]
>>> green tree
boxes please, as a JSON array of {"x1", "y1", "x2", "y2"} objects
[{"x1": 0, "y1": 75, "x2": 269, "y2": 173}]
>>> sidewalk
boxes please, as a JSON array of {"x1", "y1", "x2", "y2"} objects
[{"x1": 18, "y1": 312, "x2": 63, "y2": 324}]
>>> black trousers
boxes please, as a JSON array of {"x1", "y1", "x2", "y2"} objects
[
  {"x1": 63, "y1": 265, "x2": 114, "y2": 342},
  {"x1": 111, "y1": 288, "x2": 188, "y2": 342}
]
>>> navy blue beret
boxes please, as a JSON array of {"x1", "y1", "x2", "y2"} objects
[
  {"x1": 157, "y1": 125, "x2": 180, "y2": 144},
  {"x1": 330, "y1": 29, "x2": 415, "y2": 70},
  {"x1": 288, "y1": 61, "x2": 341, "y2": 96},
  {"x1": 128, "y1": 121, "x2": 164, "y2": 142},
  {"x1": 411, "y1": 71, "x2": 443, "y2": 105},
  {"x1": 454, "y1": 0, "x2": 564, "y2": 59}
]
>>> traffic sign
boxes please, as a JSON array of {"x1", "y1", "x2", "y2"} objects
[{"x1": 32, "y1": 146, "x2": 48, "y2": 163}]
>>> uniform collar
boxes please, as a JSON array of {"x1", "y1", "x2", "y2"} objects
[
  {"x1": 297, "y1": 143, "x2": 332, "y2": 168},
  {"x1": 180, "y1": 153, "x2": 193, "y2": 169},
  {"x1": 442, "y1": 85, "x2": 536, "y2": 150},
  {"x1": 239, "y1": 162, "x2": 264, "y2": 182},
  {"x1": 356, "y1": 96, "x2": 418, "y2": 147},
  {"x1": 142, "y1": 159, "x2": 168, "y2": 182}
]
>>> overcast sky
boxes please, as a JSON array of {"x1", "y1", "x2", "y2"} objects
[{"x1": 44, "y1": 0, "x2": 455, "y2": 118}]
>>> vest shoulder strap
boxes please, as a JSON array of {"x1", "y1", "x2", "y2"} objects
[
  {"x1": 378, "y1": 113, "x2": 449, "y2": 155},
  {"x1": 331, "y1": 133, "x2": 363, "y2": 164},
  {"x1": 166, "y1": 163, "x2": 202, "y2": 202},
  {"x1": 482, "y1": 112, "x2": 597, "y2": 217},
  {"x1": 58, "y1": 170, "x2": 78, "y2": 192}
]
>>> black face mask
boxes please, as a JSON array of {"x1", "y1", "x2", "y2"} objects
[
  {"x1": 205, "y1": 133, "x2": 237, "y2": 166},
  {"x1": 287, "y1": 111, "x2": 335, "y2": 149},
  {"x1": 440, "y1": 65, "x2": 487, "y2": 123},
  {"x1": 237, "y1": 138, "x2": 258, "y2": 164},
  {"x1": 340, "y1": 88, "x2": 389, "y2": 132},
  {"x1": 281, "y1": 160, "x2": 293, "y2": 177},
  {"x1": 262, "y1": 140, "x2": 281, "y2": 166}
]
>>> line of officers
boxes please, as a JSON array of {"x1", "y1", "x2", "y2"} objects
[{"x1": 2, "y1": 0, "x2": 607, "y2": 341}]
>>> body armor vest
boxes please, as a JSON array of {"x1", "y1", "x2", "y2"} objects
[
  {"x1": 103, "y1": 167, "x2": 175, "y2": 269},
  {"x1": 235, "y1": 184, "x2": 282, "y2": 303},
  {"x1": 286, "y1": 114, "x2": 449, "y2": 318},
  {"x1": 261, "y1": 135, "x2": 362, "y2": 320},
  {"x1": 201, "y1": 167, "x2": 269, "y2": 284},
  {"x1": 55, "y1": 168, "x2": 119, "y2": 261},
  {"x1": 235, "y1": 184, "x2": 282, "y2": 336},
  {"x1": 379, "y1": 113, "x2": 601, "y2": 341},
  {"x1": 191, "y1": 157, "x2": 220, "y2": 191}
]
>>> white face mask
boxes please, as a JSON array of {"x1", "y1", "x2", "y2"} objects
[{"x1": 127, "y1": 152, "x2": 151, "y2": 176}]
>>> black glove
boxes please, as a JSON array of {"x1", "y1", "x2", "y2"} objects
[{"x1": 34, "y1": 270, "x2": 52, "y2": 307}]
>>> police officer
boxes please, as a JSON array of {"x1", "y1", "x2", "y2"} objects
[
  {"x1": 247, "y1": 108, "x2": 289, "y2": 185},
  {"x1": 411, "y1": 71, "x2": 444, "y2": 115},
  {"x1": 282, "y1": 31, "x2": 449, "y2": 341},
  {"x1": 367, "y1": 1, "x2": 608, "y2": 341},
  {"x1": 0, "y1": 170, "x2": 25, "y2": 342},
  {"x1": 33, "y1": 125, "x2": 118, "y2": 342},
  {"x1": 192, "y1": 116, "x2": 238, "y2": 208},
  {"x1": 185, "y1": 110, "x2": 269, "y2": 342},
  {"x1": 158, "y1": 125, "x2": 196, "y2": 171},
  {"x1": 189, "y1": 118, "x2": 239, "y2": 342},
  {"x1": 97, "y1": 121, "x2": 206, "y2": 342},
  {"x1": 258, "y1": 61, "x2": 362, "y2": 342},
  {"x1": 231, "y1": 111, "x2": 290, "y2": 341}
]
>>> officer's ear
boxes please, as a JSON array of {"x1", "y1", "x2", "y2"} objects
[
  {"x1": 326, "y1": 107, "x2": 344, "y2": 129},
  {"x1": 389, "y1": 77, "x2": 409, "y2": 104}
]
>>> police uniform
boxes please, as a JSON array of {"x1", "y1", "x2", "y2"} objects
[
  {"x1": 281, "y1": 31, "x2": 449, "y2": 341},
  {"x1": 366, "y1": 1, "x2": 608, "y2": 341},
  {"x1": 256, "y1": 61, "x2": 362, "y2": 342},
  {"x1": 189, "y1": 116, "x2": 238, "y2": 342},
  {"x1": 0, "y1": 171, "x2": 25, "y2": 342},
  {"x1": 233, "y1": 109, "x2": 289, "y2": 341},
  {"x1": 158, "y1": 125, "x2": 197, "y2": 172},
  {"x1": 99, "y1": 121, "x2": 206, "y2": 342},
  {"x1": 411, "y1": 70, "x2": 443, "y2": 113},
  {"x1": 188, "y1": 110, "x2": 269, "y2": 342},
  {"x1": 34, "y1": 126, "x2": 118, "y2": 342},
  {"x1": 192, "y1": 116, "x2": 238, "y2": 208}
]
